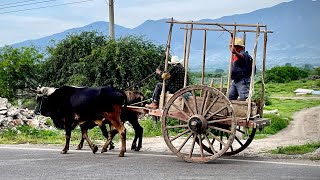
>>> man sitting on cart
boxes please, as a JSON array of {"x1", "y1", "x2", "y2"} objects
[
  {"x1": 145, "y1": 56, "x2": 185, "y2": 109},
  {"x1": 229, "y1": 34, "x2": 254, "y2": 101}
]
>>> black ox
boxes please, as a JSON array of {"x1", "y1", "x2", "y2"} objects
[{"x1": 35, "y1": 86, "x2": 127, "y2": 157}]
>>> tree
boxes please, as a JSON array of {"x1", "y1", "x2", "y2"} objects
[
  {"x1": 41, "y1": 32, "x2": 166, "y2": 96},
  {"x1": 0, "y1": 46, "x2": 43, "y2": 100},
  {"x1": 214, "y1": 69, "x2": 224, "y2": 74},
  {"x1": 315, "y1": 67, "x2": 320, "y2": 76},
  {"x1": 265, "y1": 66, "x2": 309, "y2": 83},
  {"x1": 41, "y1": 31, "x2": 108, "y2": 87}
]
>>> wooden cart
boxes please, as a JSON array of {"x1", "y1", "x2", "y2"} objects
[{"x1": 127, "y1": 18, "x2": 272, "y2": 163}]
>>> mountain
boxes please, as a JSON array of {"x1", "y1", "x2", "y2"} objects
[{"x1": 9, "y1": 0, "x2": 320, "y2": 71}]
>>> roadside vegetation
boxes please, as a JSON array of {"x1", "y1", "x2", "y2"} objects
[
  {"x1": 270, "y1": 141, "x2": 320, "y2": 155},
  {"x1": 0, "y1": 32, "x2": 320, "y2": 156}
]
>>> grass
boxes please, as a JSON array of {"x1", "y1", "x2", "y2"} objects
[
  {"x1": 265, "y1": 99, "x2": 320, "y2": 118},
  {"x1": 269, "y1": 141, "x2": 320, "y2": 155},
  {"x1": 257, "y1": 79, "x2": 320, "y2": 136},
  {"x1": 0, "y1": 117, "x2": 160, "y2": 145},
  {"x1": 0, "y1": 125, "x2": 116, "y2": 146},
  {"x1": 264, "y1": 79, "x2": 320, "y2": 97}
]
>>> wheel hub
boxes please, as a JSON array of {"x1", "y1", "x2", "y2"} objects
[{"x1": 188, "y1": 115, "x2": 207, "y2": 134}]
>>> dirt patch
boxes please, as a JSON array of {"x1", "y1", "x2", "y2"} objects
[{"x1": 243, "y1": 106, "x2": 320, "y2": 156}]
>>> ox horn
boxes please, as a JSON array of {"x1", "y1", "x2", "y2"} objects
[{"x1": 32, "y1": 86, "x2": 56, "y2": 95}]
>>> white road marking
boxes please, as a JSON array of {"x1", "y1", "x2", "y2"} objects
[{"x1": 0, "y1": 146, "x2": 319, "y2": 167}]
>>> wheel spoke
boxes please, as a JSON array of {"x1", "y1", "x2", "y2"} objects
[
  {"x1": 189, "y1": 133, "x2": 197, "y2": 158},
  {"x1": 206, "y1": 105, "x2": 228, "y2": 119},
  {"x1": 200, "y1": 90, "x2": 208, "y2": 114},
  {"x1": 177, "y1": 132, "x2": 193, "y2": 152},
  {"x1": 234, "y1": 136, "x2": 244, "y2": 146},
  {"x1": 236, "y1": 127, "x2": 246, "y2": 134},
  {"x1": 204, "y1": 134, "x2": 216, "y2": 154},
  {"x1": 202, "y1": 96, "x2": 219, "y2": 116},
  {"x1": 170, "y1": 129, "x2": 191, "y2": 142},
  {"x1": 207, "y1": 117, "x2": 233, "y2": 124},
  {"x1": 191, "y1": 90, "x2": 199, "y2": 114},
  {"x1": 207, "y1": 130, "x2": 227, "y2": 147},
  {"x1": 181, "y1": 95, "x2": 194, "y2": 115},
  {"x1": 208, "y1": 125, "x2": 232, "y2": 134},
  {"x1": 171, "y1": 103, "x2": 191, "y2": 119},
  {"x1": 198, "y1": 134, "x2": 204, "y2": 158},
  {"x1": 220, "y1": 131, "x2": 223, "y2": 150},
  {"x1": 166, "y1": 124, "x2": 188, "y2": 129}
]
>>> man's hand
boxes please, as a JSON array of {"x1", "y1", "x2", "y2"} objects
[
  {"x1": 156, "y1": 68, "x2": 161, "y2": 74},
  {"x1": 161, "y1": 72, "x2": 171, "y2": 80},
  {"x1": 231, "y1": 47, "x2": 237, "y2": 54}
]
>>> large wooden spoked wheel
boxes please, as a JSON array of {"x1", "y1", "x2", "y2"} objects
[
  {"x1": 200, "y1": 125, "x2": 257, "y2": 156},
  {"x1": 161, "y1": 85, "x2": 236, "y2": 163}
]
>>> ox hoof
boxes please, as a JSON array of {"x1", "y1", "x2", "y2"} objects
[
  {"x1": 119, "y1": 152, "x2": 125, "y2": 157},
  {"x1": 101, "y1": 147, "x2": 107, "y2": 153},
  {"x1": 92, "y1": 145, "x2": 98, "y2": 154},
  {"x1": 60, "y1": 150, "x2": 68, "y2": 154},
  {"x1": 76, "y1": 145, "x2": 83, "y2": 150},
  {"x1": 134, "y1": 147, "x2": 141, "y2": 151},
  {"x1": 131, "y1": 143, "x2": 137, "y2": 150},
  {"x1": 109, "y1": 144, "x2": 115, "y2": 150}
]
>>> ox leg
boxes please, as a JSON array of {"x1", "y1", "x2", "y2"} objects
[
  {"x1": 76, "y1": 137, "x2": 85, "y2": 150},
  {"x1": 101, "y1": 129, "x2": 118, "y2": 153},
  {"x1": 61, "y1": 129, "x2": 71, "y2": 154},
  {"x1": 102, "y1": 109, "x2": 126, "y2": 157},
  {"x1": 99, "y1": 123, "x2": 115, "y2": 150},
  {"x1": 129, "y1": 115, "x2": 143, "y2": 151},
  {"x1": 81, "y1": 126, "x2": 98, "y2": 154}
]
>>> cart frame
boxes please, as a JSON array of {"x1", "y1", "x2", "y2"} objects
[{"x1": 126, "y1": 18, "x2": 272, "y2": 163}]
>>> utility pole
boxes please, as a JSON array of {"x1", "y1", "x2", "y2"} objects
[{"x1": 108, "y1": 0, "x2": 115, "y2": 40}]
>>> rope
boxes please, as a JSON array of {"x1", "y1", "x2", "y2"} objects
[{"x1": 125, "y1": 71, "x2": 156, "y2": 90}]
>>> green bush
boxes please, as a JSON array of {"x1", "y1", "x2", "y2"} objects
[
  {"x1": 261, "y1": 114, "x2": 290, "y2": 134},
  {"x1": 139, "y1": 116, "x2": 162, "y2": 137},
  {"x1": 265, "y1": 66, "x2": 309, "y2": 83}
]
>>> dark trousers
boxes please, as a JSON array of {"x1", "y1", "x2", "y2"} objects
[
  {"x1": 229, "y1": 77, "x2": 250, "y2": 101},
  {"x1": 152, "y1": 82, "x2": 163, "y2": 102}
]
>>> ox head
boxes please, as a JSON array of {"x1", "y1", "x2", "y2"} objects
[
  {"x1": 34, "y1": 87, "x2": 57, "y2": 116},
  {"x1": 125, "y1": 91, "x2": 145, "y2": 106}
]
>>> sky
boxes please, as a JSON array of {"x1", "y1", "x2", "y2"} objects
[{"x1": 0, "y1": 0, "x2": 291, "y2": 47}]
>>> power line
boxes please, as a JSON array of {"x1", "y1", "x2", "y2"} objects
[
  {"x1": 0, "y1": 0, "x2": 60, "y2": 10},
  {"x1": 0, "y1": 0, "x2": 94, "y2": 15},
  {"x1": 0, "y1": 0, "x2": 43, "y2": 7}
]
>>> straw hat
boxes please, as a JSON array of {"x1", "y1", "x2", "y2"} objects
[
  {"x1": 169, "y1": 56, "x2": 183, "y2": 64},
  {"x1": 229, "y1": 37, "x2": 245, "y2": 47}
]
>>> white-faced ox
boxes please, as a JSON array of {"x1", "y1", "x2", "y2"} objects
[{"x1": 34, "y1": 86, "x2": 127, "y2": 157}]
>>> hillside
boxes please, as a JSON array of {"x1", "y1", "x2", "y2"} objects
[{"x1": 8, "y1": 0, "x2": 320, "y2": 71}]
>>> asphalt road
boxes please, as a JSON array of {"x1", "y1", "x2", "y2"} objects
[{"x1": 0, "y1": 145, "x2": 319, "y2": 180}]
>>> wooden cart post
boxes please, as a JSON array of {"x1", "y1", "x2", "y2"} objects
[
  {"x1": 226, "y1": 24, "x2": 237, "y2": 97},
  {"x1": 201, "y1": 30, "x2": 207, "y2": 85},
  {"x1": 260, "y1": 27, "x2": 268, "y2": 117},
  {"x1": 160, "y1": 19, "x2": 174, "y2": 109},
  {"x1": 246, "y1": 25, "x2": 260, "y2": 121}
]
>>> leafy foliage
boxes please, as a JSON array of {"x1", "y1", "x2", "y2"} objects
[
  {"x1": 265, "y1": 66, "x2": 309, "y2": 83},
  {"x1": 40, "y1": 32, "x2": 166, "y2": 96},
  {"x1": 0, "y1": 46, "x2": 43, "y2": 100}
]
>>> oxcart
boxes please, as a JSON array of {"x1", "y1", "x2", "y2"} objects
[{"x1": 127, "y1": 19, "x2": 272, "y2": 163}]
